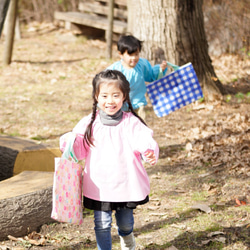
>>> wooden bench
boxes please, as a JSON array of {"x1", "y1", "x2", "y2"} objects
[{"x1": 54, "y1": 0, "x2": 127, "y2": 39}]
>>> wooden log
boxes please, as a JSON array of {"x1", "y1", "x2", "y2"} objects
[
  {"x1": 0, "y1": 171, "x2": 55, "y2": 240},
  {"x1": 0, "y1": 145, "x2": 18, "y2": 181},
  {"x1": 0, "y1": 135, "x2": 61, "y2": 181}
]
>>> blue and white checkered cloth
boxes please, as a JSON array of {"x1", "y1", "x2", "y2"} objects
[{"x1": 146, "y1": 62, "x2": 203, "y2": 117}]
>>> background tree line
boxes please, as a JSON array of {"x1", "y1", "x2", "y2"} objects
[{"x1": 17, "y1": 0, "x2": 249, "y2": 56}]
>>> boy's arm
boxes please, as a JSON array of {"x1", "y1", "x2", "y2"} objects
[{"x1": 141, "y1": 58, "x2": 168, "y2": 81}]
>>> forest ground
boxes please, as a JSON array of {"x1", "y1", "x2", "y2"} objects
[{"x1": 0, "y1": 23, "x2": 249, "y2": 250}]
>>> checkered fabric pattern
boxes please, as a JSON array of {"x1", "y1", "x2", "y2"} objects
[{"x1": 146, "y1": 62, "x2": 203, "y2": 117}]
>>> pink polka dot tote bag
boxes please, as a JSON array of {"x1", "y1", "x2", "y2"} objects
[{"x1": 51, "y1": 135, "x2": 83, "y2": 225}]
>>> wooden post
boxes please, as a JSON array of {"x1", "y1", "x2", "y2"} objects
[
  {"x1": 106, "y1": 0, "x2": 114, "y2": 59},
  {"x1": 0, "y1": 0, "x2": 11, "y2": 37},
  {"x1": 3, "y1": 0, "x2": 18, "y2": 65}
]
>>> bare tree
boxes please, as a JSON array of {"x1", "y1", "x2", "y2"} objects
[{"x1": 127, "y1": 0, "x2": 227, "y2": 101}]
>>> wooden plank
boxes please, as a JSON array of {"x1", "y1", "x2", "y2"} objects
[
  {"x1": 80, "y1": 0, "x2": 127, "y2": 8},
  {"x1": 78, "y1": 2, "x2": 127, "y2": 20},
  {"x1": 54, "y1": 11, "x2": 127, "y2": 34}
]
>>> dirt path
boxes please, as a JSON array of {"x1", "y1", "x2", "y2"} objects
[{"x1": 0, "y1": 24, "x2": 249, "y2": 250}]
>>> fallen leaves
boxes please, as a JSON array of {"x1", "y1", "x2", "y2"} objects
[
  {"x1": 199, "y1": 231, "x2": 226, "y2": 246},
  {"x1": 211, "y1": 54, "x2": 250, "y2": 84},
  {"x1": 201, "y1": 236, "x2": 226, "y2": 245},
  {"x1": 191, "y1": 203, "x2": 212, "y2": 213},
  {"x1": 6, "y1": 231, "x2": 68, "y2": 248},
  {"x1": 8, "y1": 232, "x2": 47, "y2": 246},
  {"x1": 183, "y1": 112, "x2": 250, "y2": 180},
  {"x1": 235, "y1": 198, "x2": 250, "y2": 207}
]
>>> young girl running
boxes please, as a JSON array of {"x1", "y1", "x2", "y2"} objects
[
  {"x1": 107, "y1": 35, "x2": 168, "y2": 119},
  {"x1": 60, "y1": 69, "x2": 159, "y2": 250}
]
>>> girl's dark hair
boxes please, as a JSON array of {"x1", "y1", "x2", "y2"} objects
[
  {"x1": 117, "y1": 35, "x2": 143, "y2": 55},
  {"x1": 84, "y1": 69, "x2": 147, "y2": 147}
]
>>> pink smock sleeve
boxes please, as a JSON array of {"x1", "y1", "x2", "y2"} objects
[
  {"x1": 59, "y1": 132, "x2": 74, "y2": 152},
  {"x1": 71, "y1": 114, "x2": 92, "y2": 160},
  {"x1": 59, "y1": 114, "x2": 91, "y2": 161},
  {"x1": 128, "y1": 114, "x2": 159, "y2": 164},
  {"x1": 73, "y1": 134, "x2": 88, "y2": 160}
]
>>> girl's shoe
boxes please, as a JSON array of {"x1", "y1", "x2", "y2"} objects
[{"x1": 119, "y1": 232, "x2": 135, "y2": 250}]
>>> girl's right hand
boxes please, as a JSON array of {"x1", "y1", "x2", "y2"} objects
[{"x1": 144, "y1": 150, "x2": 157, "y2": 165}]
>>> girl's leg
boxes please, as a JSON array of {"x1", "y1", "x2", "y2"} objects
[
  {"x1": 94, "y1": 210, "x2": 112, "y2": 250},
  {"x1": 115, "y1": 208, "x2": 135, "y2": 250}
]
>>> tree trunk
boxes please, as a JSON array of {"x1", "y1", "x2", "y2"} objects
[
  {"x1": 127, "y1": 0, "x2": 226, "y2": 101},
  {"x1": 0, "y1": 171, "x2": 55, "y2": 240}
]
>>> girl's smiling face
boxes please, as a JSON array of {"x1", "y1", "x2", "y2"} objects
[{"x1": 96, "y1": 80, "x2": 125, "y2": 115}]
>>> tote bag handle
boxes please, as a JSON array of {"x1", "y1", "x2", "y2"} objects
[
  {"x1": 158, "y1": 62, "x2": 180, "y2": 80},
  {"x1": 61, "y1": 133, "x2": 78, "y2": 163},
  {"x1": 167, "y1": 61, "x2": 180, "y2": 71}
]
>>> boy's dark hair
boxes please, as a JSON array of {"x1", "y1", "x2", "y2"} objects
[
  {"x1": 117, "y1": 35, "x2": 143, "y2": 55},
  {"x1": 84, "y1": 69, "x2": 147, "y2": 147}
]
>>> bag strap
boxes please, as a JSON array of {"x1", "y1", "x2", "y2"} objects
[
  {"x1": 62, "y1": 133, "x2": 78, "y2": 163},
  {"x1": 167, "y1": 62, "x2": 180, "y2": 71},
  {"x1": 157, "y1": 61, "x2": 180, "y2": 80}
]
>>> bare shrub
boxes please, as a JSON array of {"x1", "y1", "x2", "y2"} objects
[{"x1": 18, "y1": 0, "x2": 79, "y2": 23}]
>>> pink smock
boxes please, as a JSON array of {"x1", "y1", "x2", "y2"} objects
[{"x1": 60, "y1": 111, "x2": 159, "y2": 203}]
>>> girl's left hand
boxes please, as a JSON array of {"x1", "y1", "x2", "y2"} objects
[{"x1": 144, "y1": 150, "x2": 157, "y2": 165}]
